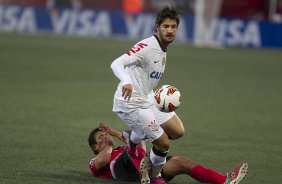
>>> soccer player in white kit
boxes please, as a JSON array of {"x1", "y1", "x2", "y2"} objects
[{"x1": 111, "y1": 6, "x2": 184, "y2": 184}]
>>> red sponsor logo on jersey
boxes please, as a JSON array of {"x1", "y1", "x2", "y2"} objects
[{"x1": 126, "y1": 43, "x2": 148, "y2": 56}]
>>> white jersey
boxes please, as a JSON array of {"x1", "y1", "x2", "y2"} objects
[{"x1": 111, "y1": 35, "x2": 167, "y2": 112}]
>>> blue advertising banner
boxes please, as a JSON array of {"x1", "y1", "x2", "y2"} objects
[{"x1": 0, "y1": 5, "x2": 281, "y2": 48}]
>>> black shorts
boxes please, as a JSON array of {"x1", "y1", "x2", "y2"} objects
[
  {"x1": 113, "y1": 149, "x2": 173, "y2": 182},
  {"x1": 113, "y1": 148, "x2": 140, "y2": 182}
]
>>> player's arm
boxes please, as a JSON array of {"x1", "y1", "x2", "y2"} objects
[
  {"x1": 111, "y1": 43, "x2": 147, "y2": 101},
  {"x1": 93, "y1": 138, "x2": 114, "y2": 171},
  {"x1": 99, "y1": 123, "x2": 126, "y2": 144},
  {"x1": 111, "y1": 56, "x2": 133, "y2": 101},
  {"x1": 99, "y1": 123, "x2": 147, "y2": 150}
]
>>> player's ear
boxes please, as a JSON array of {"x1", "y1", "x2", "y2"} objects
[
  {"x1": 91, "y1": 145, "x2": 98, "y2": 154},
  {"x1": 155, "y1": 24, "x2": 160, "y2": 31}
]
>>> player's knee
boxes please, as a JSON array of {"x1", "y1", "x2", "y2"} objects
[
  {"x1": 176, "y1": 130, "x2": 185, "y2": 139},
  {"x1": 170, "y1": 156, "x2": 196, "y2": 172},
  {"x1": 175, "y1": 158, "x2": 189, "y2": 171},
  {"x1": 153, "y1": 140, "x2": 170, "y2": 152},
  {"x1": 169, "y1": 129, "x2": 184, "y2": 140},
  {"x1": 159, "y1": 141, "x2": 170, "y2": 152},
  {"x1": 152, "y1": 132, "x2": 170, "y2": 151}
]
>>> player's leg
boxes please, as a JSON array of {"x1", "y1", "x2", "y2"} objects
[
  {"x1": 162, "y1": 156, "x2": 248, "y2": 184},
  {"x1": 161, "y1": 156, "x2": 197, "y2": 182},
  {"x1": 150, "y1": 109, "x2": 184, "y2": 182},
  {"x1": 150, "y1": 132, "x2": 170, "y2": 177},
  {"x1": 148, "y1": 106, "x2": 178, "y2": 184},
  {"x1": 117, "y1": 111, "x2": 144, "y2": 158},
  {"x1": 138, "y1": 113, "x2": 170, "y2": 183},
  {"x1": 162, "y1": 156, "x2": 227, "y2": 184},
  {"x1": 122, "y1": 130, "x2": 142, "y2": 158},
  {"x1": 160, "y1": 114, "x2": 185, "y2": 140},
  {"x1": 117, "y1": 107, "x2": 169, "y2": 183},
  {"x1": 152, "y1": 105, "x2": 184, "y2": 140}
]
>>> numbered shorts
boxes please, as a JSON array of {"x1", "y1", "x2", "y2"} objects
[{"x1": 116, "y1": 105, "x2": 175, "y2": 142}]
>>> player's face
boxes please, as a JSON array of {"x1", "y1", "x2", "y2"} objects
[
  {"x1": 94, "y1": 131, "x2": 114, "y2": 153},
  {"x1": 156, "y1": 18, "x2": 178, "y2": 44}
]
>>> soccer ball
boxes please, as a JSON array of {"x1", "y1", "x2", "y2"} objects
[{"x1": 154, "y1": 85, "x2": 181, "y2": 112}]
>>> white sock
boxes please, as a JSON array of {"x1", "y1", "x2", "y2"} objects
[{"x1": 149, "y1": 148, "x2": 168, "y2": 177}]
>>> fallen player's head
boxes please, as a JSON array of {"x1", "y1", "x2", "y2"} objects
[{"x1": 88, "y1": 128, "x2": 115, "y2": 154}]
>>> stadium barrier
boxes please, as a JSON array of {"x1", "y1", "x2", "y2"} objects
[{"x1": 0, "y1": 5, "x2": 281, "y2": 48}]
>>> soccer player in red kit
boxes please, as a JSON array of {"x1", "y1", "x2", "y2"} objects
[{"x1": 88, "y1": 124, "x2": 248, "y2": 184}]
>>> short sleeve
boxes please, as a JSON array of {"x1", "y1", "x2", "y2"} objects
[{"x1": 89, "y1": 158, "x2": 98, "y2": 176}]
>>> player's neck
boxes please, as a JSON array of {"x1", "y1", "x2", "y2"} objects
[{"x1": 154, "y1": 34, "x2": 167, "y2": 52}]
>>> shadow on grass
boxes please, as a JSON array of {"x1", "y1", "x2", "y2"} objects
[
  {"x1": 16, "y1": 169, "x2": 138, "y2": 184},
  {"x1": 15, "y1": 169, "x2": 190, "y2": 184}
]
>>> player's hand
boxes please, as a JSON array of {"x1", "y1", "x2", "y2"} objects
[
  {"x1": 100, "y1": 137, "x2": 114, "y2": 151},
  {"x1": 99, "y1": 123, "x2": 112, "y2": 133},
  {"x1": 99, "y1": 123, "x2": 117, "y2": 137},
  {"x1": 99, "y1": 123, "x2": 123, "y2": 141},
  {"x1": 122, "y1": 84, "x2": 132, "y2": 101},
  {"x1": 105, "y1": 138, "x2": 115, "y2": 146}
]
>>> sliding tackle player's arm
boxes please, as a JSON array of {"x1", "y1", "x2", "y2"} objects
[{"x1": 94, "y1": 138, "x2": 114, "y2": 171}]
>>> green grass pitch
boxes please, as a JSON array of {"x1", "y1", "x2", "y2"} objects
[{"x1": 0, "y1": 32, "x2": 282, "y2": 184}]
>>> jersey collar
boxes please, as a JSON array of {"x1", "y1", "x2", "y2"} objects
[{"x1": 154, "y1": 34, "x2": 167, "y2": 52}]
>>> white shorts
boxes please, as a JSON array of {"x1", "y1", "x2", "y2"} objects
[{"x1": 116, "y1": 105, "x2": 175, "y2": 142}]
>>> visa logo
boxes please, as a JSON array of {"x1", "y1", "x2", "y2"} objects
[{"x1": 150, "y1": 71, "x2": 163, "y2": 79}]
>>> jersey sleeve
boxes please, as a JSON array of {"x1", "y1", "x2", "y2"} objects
[
  {"x1": 111, "y1": 41, "x2": 150, "y2": 85},
  {"x1": 89, "y1": 158, "x2": 99, "y2": 177},
  {"x1": 89, "y1": 158, "x2": 112, "y2": 178},
  {"x1": 111, "y1": 55, "x2": 133, "y2": 86},
  {"x1": 124, "y1": 41, "x2": 150, "y2": 65}
]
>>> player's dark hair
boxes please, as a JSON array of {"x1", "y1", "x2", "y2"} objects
[
  {"x1": 155, "y1": 5, "x2": 180, "y2": 28},
  {"x1": 88, "y1": 128, "x2": 101, "y2": 154}
]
